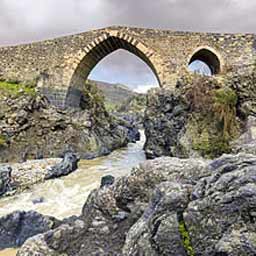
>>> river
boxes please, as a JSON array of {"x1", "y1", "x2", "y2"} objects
[{"x1": 0, "y1": 132, "x2": 146, "y2": 255}]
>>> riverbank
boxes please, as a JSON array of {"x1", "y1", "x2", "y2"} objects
[
  {"x1": 0, "y1": 132, "x2": 146, "y2": 255},
  {"x1": 0, "y1": 81, "x2": 139, "y2": 163},
  {"x1": 0, "y1": 132, "x2": 146, "y2": 219}
]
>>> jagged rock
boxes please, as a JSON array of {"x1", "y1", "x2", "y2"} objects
[
  {"x1": 122, "y1": 182, "x2": 190, "y2": 256},
  {"x1": 45, "y1": 152, "x2": 79, "y2": 179},
  {"x1": 0, "y1": 88, "x2": 138, "y2": 162},
  {"x1": 32, "y1": 197, "x2": 45, "y2": 205},
  {"x1": 0, "y1": 210, "x2": 61, "y2": 250},
  {"x1": 17, "y1": 156, "x2": 209, "y2": 255},
  {"x1": 0, "y1": 165, "x2": 12, "y2": 196},
  {"x1": 183, "y1": 153, "x2": 256, "y2": 256},
  {"x1": 126, "y1": 126, "x2": 140, "y2": 143},
  {"x1": 17, "y1": 154, "x2": 256, "y2": 255},
  {"x1": 113, "y1": 115, "x2": 141, "y2": 143},
  {"x1": 232, "y1": 115, "x2": 256, "y2": 155},
  {"x1": 144, "y1": 88, "x2": 189, "y2": 159},
  {"x1": 0, "y1": 155, "x2": 78, "y2": 197}
]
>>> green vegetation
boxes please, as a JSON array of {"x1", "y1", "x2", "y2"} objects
[
  {"x1": 213, "y1": 87, "x2": 238, "y2": 137},
  {"x1": 80, "y1": 82, "x2": 109, "y2": 127},
  {"x1": 178, "y1": 220, "x2": 195, "y2": 256},
  {"x1": 117, "y1": 94, "x2": 147, "y2": 114},
  {"x1": 185, "y1": 76, "x2": 239, "y2": 158},
  {"x1": 104, "y1": 102, "x2": 118, "y2": 112},
  {"x1": 0, "y1": 134, "x2": 6, "y2": 146},
  {"x1": 81, "y1": 82, "x2": 105, "y2": 110},
  {"x1": 0, "y1": 81, "x2": 36, "y2": 98}
]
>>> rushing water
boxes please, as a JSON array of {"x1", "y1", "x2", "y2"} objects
[{"x1": 0, "y1": 132, "x2": 146, "y2": 256}]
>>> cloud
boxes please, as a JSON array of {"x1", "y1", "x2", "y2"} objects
[
  {"x1": 88, "y1": 49, "x2": 159, "y2": 88},
  {"x1": 0, "y1": 0, "x2": 256, "y2": 89}
]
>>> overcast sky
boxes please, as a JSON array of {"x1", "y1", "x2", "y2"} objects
[{"x1": 0, "y1": 0, "x2": 255, "y2": 90}]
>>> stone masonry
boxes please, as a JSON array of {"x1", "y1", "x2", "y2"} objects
[{"x1": 0, "y1": 26, "x2": 256, "y2": 107}]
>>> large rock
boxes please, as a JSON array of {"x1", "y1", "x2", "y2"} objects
[
  {"x1": 17, "y1": 156, "x2": 209, "y2": 255},
  {"x1": 45, "y1": 152, "x2": 79, "y2": 179},
  {"x1": 17, "y1": 154, "x2": 256, "y2": 255},
  {"x1": 144, "y1": 88, "x2": 189, "y2": 159},
  {"x1": 0, "y1": 211, "x2": 61, "y2": 249},
  {"x1": 0, "y1": 152, "x2": 79, "y2": 197},
  {"x1": 183, "y1": 154, "x2": 256, "y2": 256}
]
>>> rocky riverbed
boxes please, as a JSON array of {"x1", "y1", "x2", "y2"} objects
[
  {"x1": 12, "y1": 152, "x2": 256, "y2": 256},
  {"x1": 2, "y1": 74, "x2": 256, "y2": 255}
]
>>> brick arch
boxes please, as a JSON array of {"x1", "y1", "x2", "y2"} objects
[
  {"x1": 62, "y1": 31, "x2": 165, "y2": 106},
  {"x1": 187, "y1": 46, "x2": 224, "y2": 75}
]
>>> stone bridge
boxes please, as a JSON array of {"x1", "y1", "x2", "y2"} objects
[{"x1": 0, "y1": 26, "x2": 255, "y2": 108}]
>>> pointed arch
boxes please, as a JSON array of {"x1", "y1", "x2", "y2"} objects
[{"x1": 63, "y1": 32, "x2": 163, "y2": 89}]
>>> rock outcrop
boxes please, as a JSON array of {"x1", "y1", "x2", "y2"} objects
[
  {"x1": 45, "y1": 152, "x2": 79, "y2": 179},
  {"x1": 143, "y1": 74, "x2": 251, "y2": 159},
  {"x1": 0, "y1": 82, "x2": 139, "y2": 162},
  {"x1": 144, "y1": 88, "x2": 189, "y2": 159},
  {"x1": 16, "y1": 153, "x2": 256, "y2": 255}
]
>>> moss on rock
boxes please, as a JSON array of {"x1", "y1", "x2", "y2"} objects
[
  {"x1": 182, "y1": 75, "x2": 240, "y2": 158},
  {"x1": 178, "y1": 220, "x2": 195, "y2": 256},
  {"x1": 0, "y1": 134, "x2": 6, "y2": 146},
  {"x1": 0, "y1": 81, "x2": 36, "y2": 98}
]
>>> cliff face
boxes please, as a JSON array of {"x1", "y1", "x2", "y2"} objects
[
  {"x1": 0, "y1": 82, "x2": 138, "y2": 162},
  {"x1": 143, "y1": 73, "x2": 256, "y2": 160}
]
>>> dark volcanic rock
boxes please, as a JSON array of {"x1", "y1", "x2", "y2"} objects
[
  {"x1": 144, "y1": 88, "x2": 189, "y2": 159},
  {"x1": 17, "y1": 154, "x2": 256, "y2": 255},
  {"x1": 45, "y1": 152, "x2": 79, "y2": 179},
  {"x1": 0, "y1": 165, "x2": 12, "y2": 196},
  {"x1": 0, "y1": 210, "x2": 61, "y2": 249},
  {"x1": 126, "y1": 125, "x2": 140, "y2": 143},
  {"x1": 183, "y1": 154, "x2": 256, "y2": 256},
  {"x1": 0, "y1": 88, "x2": 136, "y2": 162}
]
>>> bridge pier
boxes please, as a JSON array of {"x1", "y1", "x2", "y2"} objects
[{"x1": 39, "y1": 87, "x2": 82, "y2": 109}]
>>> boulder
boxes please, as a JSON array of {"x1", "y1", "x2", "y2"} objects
[
  {"x1": 45, "y1": 152, "x2": 79, "y2": 179},
  {"x1": 100, "y1": 175, "x2": 115, "y2": 188},
  {"x1": 0, "y1": 211, "x2": 61, "y2": 249}
]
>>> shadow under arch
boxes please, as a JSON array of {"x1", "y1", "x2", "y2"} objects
[
  {"x1": 64, "y1": 33, "x2": 162, "y2": 107},
  {"x1": 188, "y1": 46, "x2": 222, "y2": 75}
]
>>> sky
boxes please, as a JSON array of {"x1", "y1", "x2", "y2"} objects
[{"x1": 0, "y1": 0, "x2": 255, "y2": 91}]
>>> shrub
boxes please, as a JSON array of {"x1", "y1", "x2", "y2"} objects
[
  {"x1": 184, "y1": 75, "x2": 239, "y2": 158},
  {"x1": 213, "y1": 87, "x2": 238, "y2": 137},
  {"x1": 80, "y1": 81, "x2": 105, "y2": 110}
]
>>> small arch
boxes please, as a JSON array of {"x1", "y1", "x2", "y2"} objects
[{"x1": 188, "y1": 47, "x2": 222, "y2": 75}]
